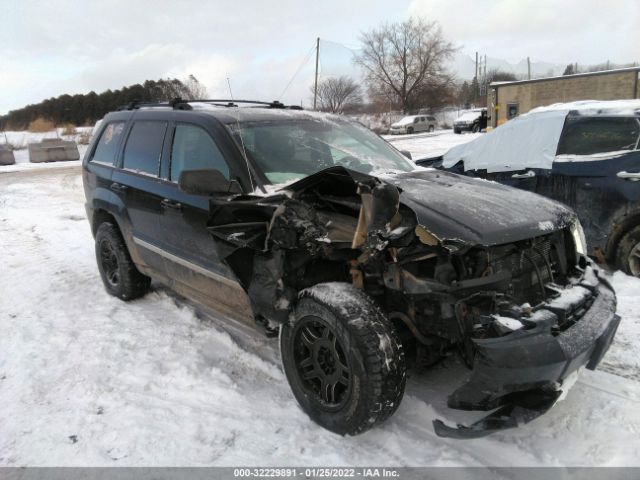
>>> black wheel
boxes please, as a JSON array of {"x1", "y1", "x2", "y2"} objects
[
  {"x1": 454, "y1": 128, "x2": 461, "y2": 134},
  {"x1": 472, "y1": 123, "x2": 480, "y2": 133},
  {"x1": 616, "y1": 225, "x2": 640, "y2": 277},
  {"x1": 95, "y1": 222, "x2": 151, "y2": 300},
  {"x1": 407, "y1": 127, "x2": 414, "y2": 134},
  {"x1": 428, "y1": 125, "x2": 435, "y2": 132},
  {"x1": 280, "y1": 283, "x2": 406, "y2": 435}
]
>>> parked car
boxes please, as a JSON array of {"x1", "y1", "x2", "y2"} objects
[
  {"x1": 453, "y1": 108, "x2": 487, "y2": 133},
  {"x1": 420, "y1": 100, "x2": 640, "y2": 277},
  {"x1": 389, "y1": 115, "x2": 437, "y2": 135},
  {"x1": 83, "y1": 99, "x2": 618, "y2": 439}
]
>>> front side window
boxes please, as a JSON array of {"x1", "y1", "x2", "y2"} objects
[
  {"x1": 91, "y1": 121, "x2": 125, "y2": 165},
  {"x1": 170, "y1": 124, "x2": 230, "y2": 181},
  {"x1": 557, "y1": 116, "x2": 640, "y2": 155},
  {"x1": 122, "y1": 121, "x2": 167, "y2": 175},
  {"x1": 229, "y1": 117, "x2": 415, "y2": 185}
]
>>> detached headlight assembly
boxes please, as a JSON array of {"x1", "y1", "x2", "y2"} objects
[{"x1": 570, "y1": 219, "x2": 587, "y2": 256}]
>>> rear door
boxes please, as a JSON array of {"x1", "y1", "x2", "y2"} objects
[
  {"x1": 110, "y1": 118, "x2": 170, "y2": 275},
  {"x1": 536, "y1": 115, "x2": 640, "y2": 254}
]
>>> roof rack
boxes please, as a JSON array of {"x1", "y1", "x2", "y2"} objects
[{"x1": 116, "y1": 98, "x2": 303, "y2": 111}]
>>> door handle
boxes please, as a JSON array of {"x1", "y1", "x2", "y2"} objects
[
  {"x1": 110, "y1": 182, "x2": 128, "y2": 192},
  {"x1": 511, "y1": 170, "x2": 536, "y2": 179},
  {"x1": 617, "y1": 171, "x2": 640, "y2": 181},
  {"x1": 161, "y1": 198, "x2": 183, "y2": 210}
]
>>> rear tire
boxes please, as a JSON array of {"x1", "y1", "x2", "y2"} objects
[
  {"x1": 95, "y1": 222, "x2": 151, "y2": 300},
  {"x1": 280, "y1": 283, "x2": 406, "y2": 435},
  {"x1": 616, "y1": 225, "x2": 640, "y2": 277},
  {"x1": 428, "y1": 125, "x2": 435, "y2": 132}
]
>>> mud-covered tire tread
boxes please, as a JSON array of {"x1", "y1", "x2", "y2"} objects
[
  {"x1": 616, "y1": 225, "x2": 640, "y2": 276},
  {"x1": 95, "y1": 222, "x2": 151, "y2": 300},
  {"x1": 282, "y1": 282, "x2": 406, "y2": 435}
]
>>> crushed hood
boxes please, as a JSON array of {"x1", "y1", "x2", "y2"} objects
[
  {"x1": 279, "y1": 166, "x2": 576, "y2": 247},
  {"x1": 383, "y1": 170, "x2": 575, "y2": 246}
]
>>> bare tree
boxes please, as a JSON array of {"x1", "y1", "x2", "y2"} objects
[
  {"x1": 486, "y1": 68, "x2": 517, "y2": 83},
  {"x1": 183, "y1": 74, "x2": 208, "y2": 100},
  {"x1": 311, "y1": 76, "x2": 363, "y2": 113},
  {"x1": 355, "y1": 18, "x2": 455, "y2": 113}
]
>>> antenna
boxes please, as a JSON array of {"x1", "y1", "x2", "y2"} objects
[{"x1": 227, "y1": 77, "x2": 258, "y2": 192}]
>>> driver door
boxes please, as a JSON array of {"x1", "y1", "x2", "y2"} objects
[{"x1": 155, "y1": 122, "x2": 252, "y2": 319}]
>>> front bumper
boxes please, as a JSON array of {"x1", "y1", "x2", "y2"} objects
[{"x1": 434, "y1": 263, "x2": 620, "y2": 438}]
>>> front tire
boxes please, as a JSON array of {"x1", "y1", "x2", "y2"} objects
[
  {"x1": 280, "y1": 283, "x2": 406, "y2": 435},
  {"x1": 407, "y1": 127, "x2": 414, "y2": 134},
  {"x1": 95, "y1": 222, "x2": 151, "y2": 300},
  {"x1": 472, "y1": 123, "x2": 480, "y2": 133},
  {"x1": 616, "y1": 225, "x2": 640, "y2": 277}
]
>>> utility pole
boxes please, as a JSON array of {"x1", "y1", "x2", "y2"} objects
[
  {"x1": 483, "y1": 54, "x2": 487, "y2": 96},
  {"x1": 313, "y1": 37, "x2": 320, "y2": 110},
  {"x1": 475, "y1": 51, "x2": 479, "y2": 101},
  {"x1": 527, "y1": 57, "x2": 531, "y2": 80}
]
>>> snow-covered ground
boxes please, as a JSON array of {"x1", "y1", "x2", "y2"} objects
[{"x1": 1, "y1": 132, "x2": 640, "y2": 466}]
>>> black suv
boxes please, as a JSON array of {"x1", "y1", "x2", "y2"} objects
[{"x1": 83, "y1": 99, "x2": 619, "y2": 439}]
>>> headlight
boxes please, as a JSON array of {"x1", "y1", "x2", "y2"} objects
[{"x1": 570, "y1": 220, "x2": 587, "y2": 256}]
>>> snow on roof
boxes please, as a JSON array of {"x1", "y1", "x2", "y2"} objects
[
  {"x1": 528, "y1": 99, "x2": 640, "y2": 116},
  {"x1": 442, "y1": 99, "x2": 640, "y2": 172}
]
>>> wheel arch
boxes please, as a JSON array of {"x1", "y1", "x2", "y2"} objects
[{"x1": 605, "y1": 208, "x2": 640, "y2": 265}]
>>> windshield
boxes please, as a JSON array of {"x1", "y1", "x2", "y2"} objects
[{"x1": 228, "y1": 117, "x2": 416, "y2": 185}]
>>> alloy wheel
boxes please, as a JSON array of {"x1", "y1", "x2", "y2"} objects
[
  {"x1": 292, "y1": 317, "x2": 352, "y2": 410},
  {"x1": 99, "y1": 239, "x2": 120, "y2": 287}
]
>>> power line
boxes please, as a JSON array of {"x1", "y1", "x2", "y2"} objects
[{"x1": 278, "y1": 42, "x2": 317, "y2": 101}]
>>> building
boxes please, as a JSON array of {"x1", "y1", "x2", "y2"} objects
[{"x1": 487, "y1": 67, "x2": 640, "y2": 128}]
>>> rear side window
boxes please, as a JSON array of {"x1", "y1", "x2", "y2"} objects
[
  {"x1": 91, "y1": 122, "x2": 125, "y2": 165},
  {"x1": 557, "y1": 116, "x2": 640, "y2": 155},
  {"x1": 122, "y1": 121, "x2": 168, "y2": 175},
  {"x1": 170, "y1": 124, "x2": 230, "y2": 181}
]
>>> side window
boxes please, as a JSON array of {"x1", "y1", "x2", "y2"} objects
[
  {"x1": 91, "y1": 122, "x2": 126, "y2": 165},
  {"x1": 122, "y1": 121, "x2": 167, "y2": 175},
  {"x1": 557, "y1": 116, "x2": 640, "y2": 155},
  {"x1": 413, "y1": 118, "x2": 419, "y2": 124},
  {"x1": 170, "y1": 124, "x2": 230, "y2": 181}
]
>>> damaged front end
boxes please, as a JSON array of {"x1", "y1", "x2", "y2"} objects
[{"x1": 207, "y1": 166, "x2": 619, "y2": 438}]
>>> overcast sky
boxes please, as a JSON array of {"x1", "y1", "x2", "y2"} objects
[{"x1": 1, "y1": 0, "x2": 638, "y2": 115}]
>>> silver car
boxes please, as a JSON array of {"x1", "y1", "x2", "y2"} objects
[{"x1": 389, "y1": 115, "x2": 437, "y2": 135}]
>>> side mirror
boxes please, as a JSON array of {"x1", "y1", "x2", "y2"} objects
[
  {"x1": 400, "y1": 150, "x2": 412, "y2": 160},
  {"x1": 178, "y1": 169, "x2": 242, "y2": 196}
]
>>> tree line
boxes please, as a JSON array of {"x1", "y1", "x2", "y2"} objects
[{"x1": 0, "y1": 75, "x2": 207, "y2": 131}]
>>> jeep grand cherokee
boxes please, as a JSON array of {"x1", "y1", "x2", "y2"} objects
[{"x1": 82, "y1": 99, "x2": 619, "y2": 438}]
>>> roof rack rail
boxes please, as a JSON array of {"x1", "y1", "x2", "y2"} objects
[
  {"x1": 189, "y1": 99, "x2": 302, "y2": 110},
  {"x1": 116, "y1": 98, "x2": 303, "y2": 111},
  {"x1": 116, "y1": 98, "x2": 193, "y2": 111}
]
